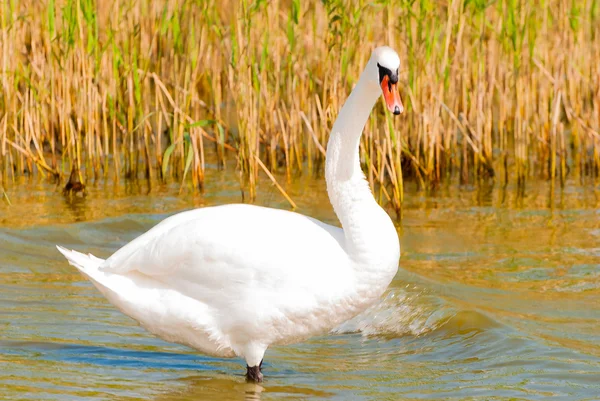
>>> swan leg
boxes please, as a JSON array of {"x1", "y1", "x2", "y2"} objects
[
  {"x1": 242, "y1": 343, "x2": 266, "y2": 382},
  {"x1": 246, "y1": 362, "x2": 263, "y2": 382}
]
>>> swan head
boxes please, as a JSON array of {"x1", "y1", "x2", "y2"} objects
[{"x1": 367, "y1": 46, "x2": 404, "y2": 115}]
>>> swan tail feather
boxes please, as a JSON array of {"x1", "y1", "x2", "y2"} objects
[{"x1": 56, "y1": 245, "x2": 104, "y2": 274}]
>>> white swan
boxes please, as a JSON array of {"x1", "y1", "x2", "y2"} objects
[{"x1": 57, "y1": 46, "x2": 404, "y2": 382}]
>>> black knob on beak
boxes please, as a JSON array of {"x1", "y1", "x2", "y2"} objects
[{"x1": 394, "y1": 106, "x2": 401, "y2": 115}]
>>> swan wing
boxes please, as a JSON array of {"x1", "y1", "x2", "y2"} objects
[
  {"x1": 100, "y1": 204, "x2": 348, "y2": 289},
  {"x1": 96, "y1": 204, "x2": 357, "y2": 354}
]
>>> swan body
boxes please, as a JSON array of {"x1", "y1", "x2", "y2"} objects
[{"x1": 58, "y1": 46, "x2": 403, "y2": 381}]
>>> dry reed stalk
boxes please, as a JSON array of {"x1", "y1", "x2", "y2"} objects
[{"x1": 0, "y1": 0, "x2": 599, "y2": 216}]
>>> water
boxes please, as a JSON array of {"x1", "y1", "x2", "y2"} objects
[{"x1": 1, "y1": 173, "x2": 600, "y2": 400}]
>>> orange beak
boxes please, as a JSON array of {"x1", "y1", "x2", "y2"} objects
[{"x1": 381, "y1": 75, "x2": 404, "y2": 115}]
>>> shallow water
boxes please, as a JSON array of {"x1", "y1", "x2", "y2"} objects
[{"x1": 1, "y1": 172, "x2": 600, "y2": 400}]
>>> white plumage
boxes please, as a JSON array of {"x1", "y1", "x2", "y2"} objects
[{"x1": 58, "y1": 46, "x2": 402, "y2": 381}]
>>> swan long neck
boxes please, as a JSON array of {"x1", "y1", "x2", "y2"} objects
[
  {"x1": 325, "y1": 71, "x2": 393, "y2": 263},
  {"x1": 326, "y1": 76, "x2": 379, "y2": 184}
]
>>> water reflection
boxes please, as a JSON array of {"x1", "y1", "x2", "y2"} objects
[
  {"x1": 153, "y1": 375, "x2": 337, "y2": 401},
  {"x1": 154, "y1": 376, "x2": 266, "y2": 401},
  {"x1": 475, "y1": 179, "x2": 494, "y2": 206},
  {"x1": 63, "y1": 192, "x2": 88, "y2": 222}
]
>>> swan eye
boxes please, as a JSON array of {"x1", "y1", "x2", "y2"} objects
[{"x1": 377, "y1": 63, "x2": 398, "y2": 85}]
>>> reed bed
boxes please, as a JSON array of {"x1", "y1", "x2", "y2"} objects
[{"x1": 1, "y1": 0, "x2": 599, "y2": 214}]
